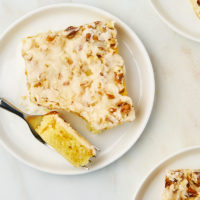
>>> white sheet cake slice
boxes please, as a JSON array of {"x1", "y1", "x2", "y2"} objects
[
  {"x1": 22, "y1": 21, "x2": 135, "y2": 133},
  {"x1": 162, "y1": 169, "x2": 200, "y2": 200}
]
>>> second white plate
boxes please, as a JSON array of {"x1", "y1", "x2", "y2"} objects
[
  {"x1": 0, "y1": 3, "x2": 154, "y2": 175},
  {"x1": 150, "y1": 0, "x2": 200, "y2": 42},
  {"x1": 133, "y1": 146, "x2": 200, "y2": 199}
]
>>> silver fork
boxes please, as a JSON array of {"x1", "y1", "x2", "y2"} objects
[
  {"x1": 0, "y1": 98, "x2": 99, "y2": 168},
  {"x1": 0, "y1": 98, "x2": 45, "y2": 144}
]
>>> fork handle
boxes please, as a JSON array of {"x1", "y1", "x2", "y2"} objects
[{"x1": 0, "y1": 98, "x2": 24, "y2": 119}]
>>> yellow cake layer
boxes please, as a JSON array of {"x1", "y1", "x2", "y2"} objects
[{"x1": 27, "y1": 112, "x2": 96, "y2": 167}]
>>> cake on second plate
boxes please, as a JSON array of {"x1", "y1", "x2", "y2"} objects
[
  {"x1": 190, "y1": 0, "x2": 200, "y2": 18},
  {"x1": 162, "y1": 169, "x2": 200, "y2": 200},
  {"x1": 27, "y1": 111, "x2": 96, "y2": 167},
  {"x1": 22, "y1": 21, "x2": 135, "y2": 133}
]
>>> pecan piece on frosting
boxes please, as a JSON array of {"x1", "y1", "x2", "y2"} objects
[
  {"x1": 117, "y1": 102, "x2": 131, "y2": 114},
  {"x1": 66, "y1": 30, "x2": 79, "y2": 39},
  {"x1": 46, "y1": 35, "x2": 56, "y2": 42},
  {"x1": 186, "y1": 187, "x2": 198, "y2": 197},
  {"x1": 115, "y1": 72, "x2": 124, "y2": 83},
  {"x1": 65, "y1": 26, "x2": 79, "y2": 39},
  {"x1": 106, "y1": 93, "x2": 115, "y2": 99},
  {"x1": 86, "y1": 33, "x2": 91, "y2": 41}
]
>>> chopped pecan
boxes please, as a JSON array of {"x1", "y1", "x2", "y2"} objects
[
  {"x1": 66, "y1": 57, "x2": 73, "y2": 65},
  {"x1": 63, "y1": 81, "x2": 70, "y2": 86},
  {"x1": 109, "y1": 108, "x2": 117, "y2": 113},
  {"x1": 55, "y1": 102, "x2": 60, "y2": 107},
  {"x1": 106, "y1": 93, "x2": 115, "y2": 99},
  {"x1": 87, "y1": 25, "x2": 95, "y2": 29},
  {"x1": 96, "y1": 53, "x2": 102, "y2": 58},
  {"x1": 110, "y1": 43, "x2": 116, "y2": 49},
  {"x1": 198, "y1": 0, "x2": 200, "y2": 6},
  {"x1": 34, "y1": 82, "x2": 42, "y2": 87},
  {"x1": 98, "y1": 47, "x2": 104, "y2": 51},
  {"x1": 46, "y1": 35, "x2": 56, "y2": 42},
  {"x1": 119, "y1": 88, "x2": 125, "y2": 94},
  {"x1": 94, "y1": 21, "x2": 101, "y2": 25},
  {"x1": 105, "y1": 117, "x2": 113, "y2": 123},
  {"x1": 43, "y1": 97, "x2": 48, "y2": 102},
  {"x1": 80, "y1": 81, "x2": 92, "y2": 88},
  {"x1": 115, "y1": 72, "x2": 124, "y2": 83},
  {"x1": 165, "y1": 178, "x2": 173, "y2": 188},
  {"x1": 192, "y1": 172, "x2": 200, "y2": 186},
  {"x1": 93, "y1": 35, "x2": 98, "y2": 40},
  {"x1": 66, "y1": 29, "x2": 79, "y2": 39},
  {"x1": 186, "y1": 187, "x2": 198, "y2": 197},
  {"x1": 100, "y1": 72, "x2": 104, "y2": 76},
  {"x1": 98, "y1": 91, "x2": 103, "y2": 95},
  {"x1": 121, "y1": 103, "x2": 131, "y2": 114},
  {"x1": 117, "y1": 102, "x2": 131, "y2": 114},
  {"x1": 86, "y1": 33, "x2": 91, "y2": 41},
  {"x1": 194, "y1": 172, "x2": 200, "y2": 176}
]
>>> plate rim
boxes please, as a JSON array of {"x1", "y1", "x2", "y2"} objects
[
  {"x1": 133, "y1": 145, "x2": 200, "y2": 199},
  {"x1": 149, "y1": 0, "x2": 200, "y2": 43},
  {"x1": 0, "y1": 3, "x2": 155, "y2": 175}
]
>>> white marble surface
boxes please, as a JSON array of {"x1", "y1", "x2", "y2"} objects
[{"x1": 1, "y1": 0, "x2": 200, "y2": 199}]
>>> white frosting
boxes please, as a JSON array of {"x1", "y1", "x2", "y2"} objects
[{"x1": 22, "y1": 21, "x2": 135, "y2": 132}]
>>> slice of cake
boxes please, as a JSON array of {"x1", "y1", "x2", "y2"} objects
[
  {"x1": 22, "y1": 20, "x2": 135, "y2": 133},
  {"x1": 162, "y1": 169, "x2": 200, "y2": 199},
  {"x1": 26, "y1": 111, "x2": 96, "y2": 167},
  {"x1": 190, "y1": 0, "x2": 200, "y2": 18}
]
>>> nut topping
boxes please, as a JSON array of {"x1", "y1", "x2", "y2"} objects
[
  {"x1": 93, "y1": 35, "x2": 98, "y2": 40},
  {"x1": 46, "y1": 35, "x2": 56, "y2": 42},
  {"x1": 86, "y1": 33, "x2": 91, "y2": 41},
  {"x1": 106, "y1": 93, "x2": 115, "y2": 99},
  {"x1": 63, "y1": 81, "x2": 70, "y2": 86},
  {"x1": 186, "y1": 187, "x2": 198, "y2": 197},
  {"x1": 115, "y1": 72, "x2": 124, "y2": 83},
  {"x1": 66, "y1": 29, "x2": 79, "y2": 39},
  {"x1": 109, "y1": 108, "x2": 117, "y2": 113},
  {"x1": 117, "y1": 102, "x2": 131, "y2": 114},
  {"x1": 119, "y1": 88, "x2": 125, "y2": 94},
  {"x1": 165, "y1": 178, "x2": 173, "y2": 188}
]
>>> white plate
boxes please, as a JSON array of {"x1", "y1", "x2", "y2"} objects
[
  {"x1": 133, "y1": 146, "x2": 200, "y2": 199},
  {"x1": 0, "y1": 3, "x2": 154, "y2": 175},
  {"x1": 150, "y1": 0, "x2": 200, "y2": 42}
]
